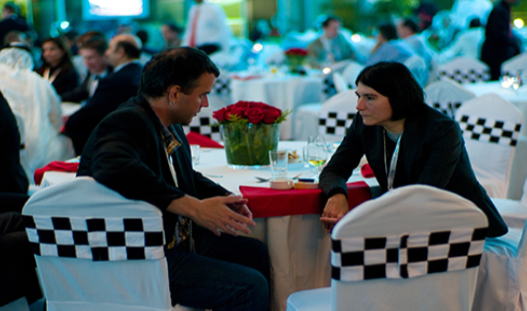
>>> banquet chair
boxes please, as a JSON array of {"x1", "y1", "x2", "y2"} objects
[
  {"x1": 455, "y1": 94, "x2": 522, "y2": 198},
  {"x1": 490, "y1": 178, "x2": 527, "y2": 230},
  {"x1": 286, "y1": 185, "x2": 488, "y2": 311},
  {"x1": 501, "y1": 52, "x2": 527, "y2": 77},
  {"x1": 318, "y1": 90, "x2": 358, "y2": 142},
  {"x1": 437, "y1": 57, "x2": 490, "y2": 84},
  {"x1": 21, "y1": 177, "x2": 176, "y2": 311},
  {"x1": 424, "y1": 79, "x2": 476, "y2": 118},
  {"x1": 332, "y1": 72, "x2": 350, "y2": 93},
  {"x1": 471, "y1": 219, "x2": 527, "y2": 311},
  {"x1": 341, "y1": 61, "x2": 364, "y2": 89},
  {"x1": 182, "y1": 109, "x2": 222, "y2": 143},
  {"x1": 208, "y1": 73, "x2": 231, "y2": 111},
  {"x1": 403, "y1": 55, "x2": 428, "y2": 87}
]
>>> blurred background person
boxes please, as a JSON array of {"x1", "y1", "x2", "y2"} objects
[
  {"x1": 3, "y1": 30, "x2": 29, "y2": 47},
  {"x1": 72, "y1": 30, "x2": 106, "y2": 83},
  {"x1": 307, "y1": 15, "x2": 358, "y2": 69},
  {"x1": 439, "y1": 17, "x2": 484, "y2": 64},
  {"x1": 161, "y1": 22, "x2": 182, "y2": 50},
  {"x1": 136, "y1": 29, "x2": 158, "y2": 55},
  {"x1": 0, "y1": 2, "x2": 29, "y2": 47},
  {"x1": 481, "y1": 0, "x2": 522, "y2": 81},
  {"x1": 35, "y1": 37, "x2": 79, "y2": 96},
  {"x1": 61, "y1": 36, "x2": 112, "y2": 104},
  {"x1": 182, "y1": 0, "x2": 232, "y2": 55},
  {"x1": 63, "y1": 34, "x2": 142, "y2": 155},
  {"x1": 397, "y1": 17, "x2": 434, "y2": 71},
  {"x1": 366, "y1": 23, "x2": 415, "y2": 66}
]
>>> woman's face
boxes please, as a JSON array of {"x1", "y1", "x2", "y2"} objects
[
  {"x1": 355, "y1": 82, "x2": 393, "y2": 127},
  {"x1": 42, "y1": 41, "x2": 65, "y2": 67}
]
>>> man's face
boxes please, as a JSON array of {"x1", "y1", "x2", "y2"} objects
[
  {"x1": 2, "y1": 8, "x2": 12, "y2": 19},
  {"x1": 81, "y1": 48, "x2": 108, "y2": 74},
  {"x1": 396, "y1": 23, "x2": 411, "y2": 39},
  {"x1": 170, "y1": 72, "x2": 216, "y2": 125},
  {"x1": 161, "y1": 26, "x2": 178, "y2": 42},
  {"x1": 323, "y1": 20, "x2": 340, "y2": 39},
  {"x1": 105, "y1": 38, "x2": 120, "y2": 67}
]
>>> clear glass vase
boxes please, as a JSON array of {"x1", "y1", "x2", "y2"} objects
[{"x1": 221, "y1": 123, "x2": 280, "y2": 169}]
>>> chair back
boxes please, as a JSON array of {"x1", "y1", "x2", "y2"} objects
[
  {"x1": 332, "y1": 72, "x2": 350, "y2": 93},
  {"x1": 455, "y1": 94, "x2": 522, "y2": 198},
  {"x1": 330, "y1": 185, "x2": 488, "y2": 311},
  {"x1": 424, "y1": 79, "x2": 475, "y2": 118},
  {"x1": 182, "y1": 109, "x2": 222, "y2": 143},
  {"x1": 501, "y1": 52, "x2": 527, "y2": 77},
  {"x1": 22, "y1": 177, "x2": 172, "y2": 311},
  {"x1": 208, "y1": 72, "x2": 231, "y2": 111},
  {"x1": 318, "y1": 90, "x2": 357, "y2": 142},
  {"x1": 437, "y1": 57, "x2": 490, "y2": 84},
  {"x1": 404, "y1": 55, "x2": 428, "y2": 87},
  {"x1": 341, "y1": 61, "x2": 364, "y2": 88}
]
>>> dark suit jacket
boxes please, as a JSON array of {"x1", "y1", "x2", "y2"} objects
[
  {"x1": 63, "y1": 62, "x2": 142, "y2": 155},
  {"x1": 481, "y1": 0, "x2": 521, "y2": 80},
  {"x1": 60, "y1": 67, "x2": 114, "y2": 103},
  {"x1": 77, "y1": 95, "x2": 230, "y2": 245},
  {"x1": 0, "y1": 15, "x2": 29, "y2": 45},
  {"x1": 35, "y1": 62, "x2": 79, "y2": 96},
  {"x1": 0, "y1": 92, "x2": 28, "y2": 194},
  {"x1": 320, "y1": 104, "x2": 508, "y2": 237}
]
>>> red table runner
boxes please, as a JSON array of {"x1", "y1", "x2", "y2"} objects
[
  {"x1": 34, "y1": 161, "x2": 79, "y2": 185},
  {"x1": 240, "y1": 181, "x2": 371, "y2": 218}
]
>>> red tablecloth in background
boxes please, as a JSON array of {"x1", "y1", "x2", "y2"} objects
[
  {"x1": 34, "y1": 161, "x2": 79, "y2": 185},
  {"x1": 186, "y1": 132, "x2": 224, "y2": 148},
  {"x1": 240, "y1": 181, "x2": 371, "y2": 218}
]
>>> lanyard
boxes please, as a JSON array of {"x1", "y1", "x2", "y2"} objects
[
  {"x1": 43, "y1": 67, "x2": 61, "y2": 83},
  {"x1": 384, "y1": 129, "x2": 403, "y2": 191}
]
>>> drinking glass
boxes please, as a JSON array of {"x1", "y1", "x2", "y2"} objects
[
  {"x1": 269, "y1": 149, "x2": 288, "y2": 180},
  {"x1": 190, "y1": 144, "x2": 200, "y2": 166},
  {"x1": 306, "y1": 136, "x2": 328, "y2": 182}
]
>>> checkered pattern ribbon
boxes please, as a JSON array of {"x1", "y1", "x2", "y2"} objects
[
  {"x1": 432, "y1": 102, "x2": 462, "y2": 118},
  {"x1": 331, "y1": 227, "x2": 486, "y2": 281},
  {"x1": 319, "y1": 111, "x2": 355, "y2": 137},
  {"x1": 438, "y1": 69, "x2": 490, "y2": 84},
  {"x1": 457, "y1": 115, "x2": 521, "y2": 147},
  {"x1": 212, "y1": 76, "x2": 231, "y2": 95},
  {"x1": 23, "y1": 215, "x2": 165, "y2": 261},
  {"x1": 183, "y1": 116, "x2": 222, "y2": 142}
]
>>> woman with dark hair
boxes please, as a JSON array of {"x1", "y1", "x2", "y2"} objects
[
  {"x1": 35, "y1": 37, "x2": 79, "y2": 95},
  {"x1": 319, "y1": 62, "x2": 507, "y2": 238}
]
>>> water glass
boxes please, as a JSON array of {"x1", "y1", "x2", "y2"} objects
[
  {"x1": 269, "y1": 150, "x2": 288, "y2": 180},
  {"x1": 190, "y1": 144, "x2": 200, "y2": 166}
]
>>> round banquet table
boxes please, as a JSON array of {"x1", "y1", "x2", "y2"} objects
[{"x1": 230, "y1": 76, "x2": 325, "y2": 140}]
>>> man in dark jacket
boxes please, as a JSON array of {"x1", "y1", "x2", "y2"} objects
[
  {"x1": 63, "y1": 34, "x2": 142, "y2": 155},
  {"x1": 0, "y1": 2, "x2": 29, "y2": 46}
]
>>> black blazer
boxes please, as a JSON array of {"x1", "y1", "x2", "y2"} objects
[
  {"x1": 63, "y1": 62, "x2": 142, "y2": 155},
  {"x1": 77, "y1": 95, "x2": 230, "y2": 245},
  {"x1": 60, "y1": 67, "x2": 114, "y2": 103},
  {"x1": 0, "y1": 92, "x2": 28, "y2": 194},
  {"x1": 35, "y1": 62, "x2": 79, "y2": 96},
  {"x1": 320, "y1": 104, "x2": 508, "y2": 237},
  {"x1": 0, "y1": 15, "x2": 30, "y2": 45}
]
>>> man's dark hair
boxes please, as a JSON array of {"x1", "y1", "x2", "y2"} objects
[
  {"x1": 379, "y1": 23, "x2": 398, "y2": 41},
  {"x1": 401, "y1": 17, "x2": 420, "y2": 34},
  {"x1": 136, "y1": 30, "x2": 148, "y2": 45},
  {"x1": 77, "y1": 31, "x2": 105, "y2": 46},
  {"x1": 3, "y1": 2, "x2": 19, "y2": 15},
  {"x1": 3, "y1": 30, "x2": 26, "y2": 46},
  {"x1": 80, "y1": 36, "x2": 107, "y2": 56},
  {"x1": 356, "y1": 62, "x2": 424, "y2": 121},
  {"x1": 469, "y1": 17, "x2": 481, "y2": 28},
  {"x1": 163, "y1": 22, "x2": 182, "y2": 34},
  {"x1": 322, "y1": 16, "x2": 341, "y2": 28},
  {"x1": 139, "y1": 47, "x2": 220, "y2": 98},
  {"x1": 115, "y1": 40, "x2": 141, "y2": 59}
]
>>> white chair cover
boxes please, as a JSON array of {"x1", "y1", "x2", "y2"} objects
[
  {"x1": 404, "y1": 55, "x2": 428, "y2": 87},
  {"x1": 437, "y1": 57, "x2": 490, "y2": 84},
  {"x1": 287, "y1": 185, "x2": 488, "y2": 311},
  {"x1": 501, "y1": 53, "x2": 527, "y2": 77},
  {"x1": 182, "y1": 108, "x2": 222, "y2": 143},
  {"x1": 472, "y1": 223, "x2": 527, "y2": 311},
  {"x1": 492, "y1": 198, "x2": 527, "y2": 229},
  {"x1": 455, "y1": 94, "x2": 522, "y2": 198},
  {"x1": 341, "y1": 61, "x2": 364, "y2": 88},
  {"x1": 293, "y1": 103, "x2": 323, "y2": 141},
  {"x1": 22, "y1": 177, "x2": 173, "y2": 311},
  {"x1": 424, "y1": 79, "x2": 476, "y2": 118},
  {"x1": 332, "y1": 72, "x2": 350, "y2": 93},
  {"x1": 209, "y1": 72, "x2": 231, "y2": 110},
  {"x1": 318, "y1": 90, "x2": 358, "y2": 142}
]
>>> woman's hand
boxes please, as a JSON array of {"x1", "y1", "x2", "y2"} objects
[{"x1": 320, "y1": 193, "x2": 348, "y2": 233}]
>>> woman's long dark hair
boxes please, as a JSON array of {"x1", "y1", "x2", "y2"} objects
[{"x1": 40, "y1": 37, "x2": 73, "y2": 68}]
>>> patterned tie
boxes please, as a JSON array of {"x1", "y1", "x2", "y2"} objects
[{"x1": 189, "y1": 6, "x2": 200, "y2": 47}]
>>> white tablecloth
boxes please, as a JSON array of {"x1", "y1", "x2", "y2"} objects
[
  {"x1": 230, "y1": 76, "x2": 325, "y2": 140},
  {"x1": 39, "y1": 141, "x2": 380, "y2": 311}
]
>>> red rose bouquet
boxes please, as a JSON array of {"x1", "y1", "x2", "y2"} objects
[
  {"x1": 213, "y1": 101, "x2": 291, "y2": 168},
  {"x1": 284, "y1": 48, "x2": 308, "y2": 74},
  {"x1": 284, "y1": 48, "x2": 308, "y2": 57}
]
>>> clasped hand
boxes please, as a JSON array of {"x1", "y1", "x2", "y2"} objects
[
  {"x1": 195, "y1": 195, "x2": 255, "y2": 236},
  {"x1": 320, "y1": 193, "x2": 348, "y2": 233}
]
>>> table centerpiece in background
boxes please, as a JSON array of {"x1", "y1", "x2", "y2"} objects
[{"x1": 284, "y1": 48, "x2": 308, "y2": 75}]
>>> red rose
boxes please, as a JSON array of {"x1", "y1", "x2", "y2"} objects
[
  {"x1": 213, "y1": 107, "x2": 228, "y2": 123},
  {"x1": 234, "y1": 101, "x2": 250, "y2": 109},
  {"x1": 226, "y1": 107, "x2": 246, "y2": 120},
  {"x1": 245, "y1": 108, "x2": 264, "y2": 124},
  {"x1": 263, "y1": 108, "x2": 281, "y2": 124}
]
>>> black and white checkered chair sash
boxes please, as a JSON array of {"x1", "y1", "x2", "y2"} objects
[
  {"x1": 456, "y1": 115, "x2": 522, "y2": 147},
  {"x1": 437, "y1": 69, "x2": 490, "y2": 84},
  {"x1": 212, "y1": 75, "x2": 231, "y2": 95},
  {"x1": 319, "y1": 111, "x2": 355, "y2": 137},
  {"x1": 331, "y1": 227, "x2": 486, "y2": 282},
  {"x1": 182, "y1": 115, "x2": 222, "y2": 143},
  {"x1": 23, "y1": 215, "x2": 165, "y2": 261},
  {"x1": 432, "y1": 102, "x2": 463, "y2": 118}
]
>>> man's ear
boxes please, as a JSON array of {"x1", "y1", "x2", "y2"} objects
[{"x1": 168, "y1": 85, "x2": 182, "y2": 103}]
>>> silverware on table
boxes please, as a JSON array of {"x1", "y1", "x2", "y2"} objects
[
  {"x1": 254, "y1": 173, "x2": 302, "y2": 183},
  {"x1": 205, "y1": 174, "x2": 223, "y2": 178}
]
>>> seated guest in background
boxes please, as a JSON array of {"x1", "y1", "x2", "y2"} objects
[
  {"x1": 63, "y1": 34, "x2": 142, "y2": 155},
  {"x1": 182, "y1": 0, "x2": 232, "y2": 55},
  {"x1": 137, "y1": 29, "x2": 159, "y2": 55},
  {"x1": 366, "y1": 23, "x2": 415, "y2": 66},
  {"x1": 35, "y1": 37, "x2": 79, "y2": 96},
  {"x1": 396, "y1": 17, "x2": 434, "y2": 70},
  {"x1": 319, "y1": 62, "x2": 507, "y2": 238},
  {"x1": 77, "y1": 47, "x2": 269, "y2": 310},
  {"x1": 72, "y1": 31, "x2": 106, "y2": 82},
  {"x1": 0, "y1": 44, "x2": 74, "y2": 178},
  {"x1": 2, "y1": 30, "x2": 29, "y2": 47},
  {"x1": 0, "y1": 2, "x2": 29, "y2": 47},
  {"x1": 439, "y1": 17, "x2": 484, "y2": 64},
  {"x1": 61, "y1": 36, "x2": 112, "y2": 104},
  {"x1": 161, "y1": 22, "x2": 182, "y2": 51},
  {"x1": 307, "y1": 16, "x2": 358, "y2": 69}
]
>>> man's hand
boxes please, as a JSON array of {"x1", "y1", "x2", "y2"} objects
[
  {"x1": 226, "y1": 194, "x2": 252, "y2": 228},
  {"x1": 320, "y1": 193, "x2": 348, "y2": 233},
  {"x1": 167, "y1": 195, "x2": 256, "y2": 237}
]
